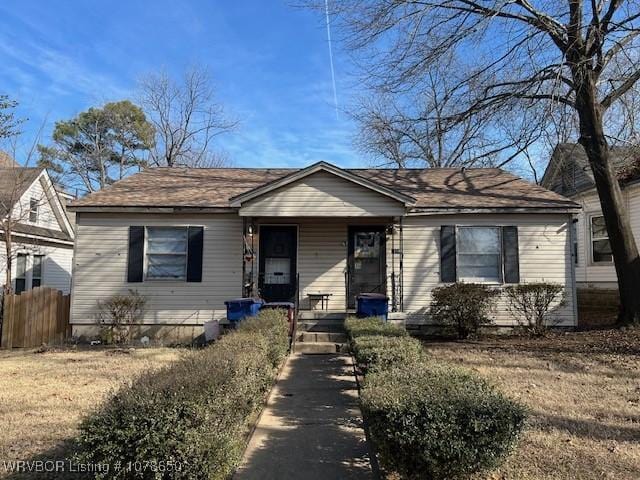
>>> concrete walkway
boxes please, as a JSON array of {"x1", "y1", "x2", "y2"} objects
[{"x1": 234, "y1": 354, "x2": 374, "y2": 480}]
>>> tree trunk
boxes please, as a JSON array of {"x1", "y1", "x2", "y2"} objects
[
  {"x1": 574, "y1": 70, "x2": 640, "y2": 325},
  {"x1": 4, "y1": 225, "x2": 12, "y2": 296}
]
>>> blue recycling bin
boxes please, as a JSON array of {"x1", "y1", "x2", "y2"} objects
[
  {"x1": 225, "y1": 298, "x2": 264, "y2": 324},
  {"x1": 356, "y1": 293, "x2": 389, "y2": 320}
]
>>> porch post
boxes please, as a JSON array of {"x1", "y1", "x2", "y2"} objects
[{"x1": 242, "y1": 217, "x2": 255, "y2": 297}]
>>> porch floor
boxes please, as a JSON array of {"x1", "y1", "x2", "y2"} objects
[{"x1": 234, "y1": 354, "x2": 374, "y2": 480}]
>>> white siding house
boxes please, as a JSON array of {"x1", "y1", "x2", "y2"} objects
[
  {"x1": 542, "y1": 143, "x2": 640, "y2": 290},
  {"x1": 69, "y1": 162, "x2": 579, "y2": 340},
  {"x1": 0, "y1": 167, "x2": 75, "y2": 295}
]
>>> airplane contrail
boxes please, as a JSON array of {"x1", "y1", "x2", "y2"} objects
[{"x1": 325, "y1": 0, "x2": 339, "y2": 120}]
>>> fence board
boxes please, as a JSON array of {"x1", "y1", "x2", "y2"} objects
[{"x1": 0, "y1": 287, "x2": 71, "y2": 349}]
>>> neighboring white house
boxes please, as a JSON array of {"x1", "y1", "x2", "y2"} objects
[
  {"x1": 542, "y1": 143, "x2": 640, "y2": 290},
  {"x1": 68, "y1": 161, "x2": 579, "y2": 341},
  {"x1": 0, "y1": 165, "x2": 75, "y2": 294}
]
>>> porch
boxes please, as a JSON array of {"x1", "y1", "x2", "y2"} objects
[{"x1": 241, "y1": 217, "x2": 405, "y2": 314}]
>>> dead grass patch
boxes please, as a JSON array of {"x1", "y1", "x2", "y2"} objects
[
  {"x1": 0, "y1": 346, "x2": 183, "y2": 478},
  {"x1": 425, "y1": 329, "x2": 640, "y2": 480}
]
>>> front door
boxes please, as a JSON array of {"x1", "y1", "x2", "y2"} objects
[
  {"x1": 259, "y1": 226, "x2": 297, "y2": 302},
  {"x1": 347, "y1": 226, "x2": 386, "y2": 308}
]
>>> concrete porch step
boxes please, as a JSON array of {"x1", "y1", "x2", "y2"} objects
[
  {"x1": 297, "y1": 311, "x2": 348, "y2": 320},
  {"x1": 297, "y1": 331, "x2": 348, "y2": 343},
  {"x1": 298, "y1": 319, "x2": 345, "y2": 332},
  {"x1": 295, "y1": 342, "x2": 349, "y2": 354}
]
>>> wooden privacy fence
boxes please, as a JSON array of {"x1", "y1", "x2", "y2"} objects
[{"x1": 1, "y1": 287, "x2": 71, "y2": 348}]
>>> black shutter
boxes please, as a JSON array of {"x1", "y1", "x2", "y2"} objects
[
  {"x1": 187, "y1": 226, "x2": 204, "y2": 282},
  {"x1": 127, "y1": 226, "x2": 144, "y2": 283},
  {"x1": 440, "y1": 226, "x2": 457, "y2": 283},
  {"x1": 502, "y1": 226, "x2": 520, "y2": 283}
]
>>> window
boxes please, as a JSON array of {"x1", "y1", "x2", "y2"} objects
[
  {"x1": 15, "y1": 253, "x2": 27, "y2": 294},
  {"x1": 14, "y1": 253, "x2": 45, "y2": 293},
  {"x1": 32, "y1": 255, "x2": 44, "y2": 288},
  {"x1": 457, "y1": 227, "x2": 502, "y2": 282},
  {"x1": 29, "y1": 198, "x2": 38, "y2": 223},
  {"x1": 146, "y1": 227, "x2": 188, "y2": 279},
  {"x1": 590, "y1": 215, "x2": 612, "y2": 263}
]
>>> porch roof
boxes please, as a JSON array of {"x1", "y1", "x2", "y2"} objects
[{"x1": 69, "y1": 162, "x2": 579, "y2": 212}]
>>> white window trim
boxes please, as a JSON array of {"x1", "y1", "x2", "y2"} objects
[
  {"x1": 144, "y1": 226, "x2": 189, "y2": 281},
  {"x1": 455, "y1": 226, "x2": 503, "y2": 284},
  {"x1": 588, "y1": 213, "x2": 613, "y2": 265}
]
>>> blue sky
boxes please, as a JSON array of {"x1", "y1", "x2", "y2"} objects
[{"x1": 0, "y1": 0, "x2": 360, "y2": 168}]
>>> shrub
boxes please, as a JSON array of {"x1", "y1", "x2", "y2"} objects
[
  {"x1": 361, "y1": 362, "x2": 527, "y2": 480},
  {"x1": 237, "y1": 308, "x2": 289, "y2": 367},
  {"x1": 344, "y1": 316, "x2": 407, "y2": 339},
  {"x1": 430, "y1": 283, "x2": 500, "y2": 339},
  {"x1": 75, "y1": 310, "x2": 289, "y2": 479},
  {"x1": 505, "y1": 282, "x2": 565, "y2": 336},
  {"x1": 352, "y1": 335, "x2": 425, "y2": 372},
  {"x1": 96, "y1": 289, "x2": 147, "y2": 344}
]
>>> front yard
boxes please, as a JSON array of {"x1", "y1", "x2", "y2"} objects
[
  {"x1": 0, "y1": 329, "x2": 638, "y2": 479},
  {"x1": 0, "y1": 346, "x2": 183, "y2": 478},
  {"x1": 426, "y1": 330, "x2": 640, "y2": 480}
]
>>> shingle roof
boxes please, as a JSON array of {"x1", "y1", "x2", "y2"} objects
[
  {"x1": 0, "y1": 167, "x2": 43, "y2": 215},
  {"x1": 543, "y1": 143, "x2": 640, "y2": 195},
  {"x1": 11, "y1": 223, "x2": 73, "y2": 242},
  {"x1": 70, "y1": 166, "x2": 578, "y2": 211}
]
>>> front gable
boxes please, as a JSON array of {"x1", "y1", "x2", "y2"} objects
[
  {"x1": 238, "y1": 170, "x2": 408, "y2": 217},
  {"x1": 15, "y1": 170, "x2": 74, "y2": 239}
]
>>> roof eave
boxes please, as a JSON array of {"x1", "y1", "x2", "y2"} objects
[
  {"x1": 69, "y1": 205, "x2": 237, "y2": 213},
  {"x1": 407, "y1": 206, "x2": 581, "y2": 215}
]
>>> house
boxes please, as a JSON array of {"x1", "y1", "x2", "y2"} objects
[
  {"x1": 542, "y1": 143, "x2": 640, "y2": 289},
  {"x1": 542, "y1": 143, "x2": 640, "y2": 324},
  {"x1": 68, "y1": 161, "x2": 579, "y2": 340},
  {"x1": 0, "y1": 164, "x2": 75, "y2": 295}
]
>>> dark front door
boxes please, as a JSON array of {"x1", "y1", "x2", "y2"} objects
[
  {"x1": 259, "y1": 226, "x2": 297, "y2": 302},
  {"x1": 347, "y1": 226, "x2": 386, "y2": 308}
]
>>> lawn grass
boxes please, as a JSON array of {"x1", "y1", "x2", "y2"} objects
[
  {"x1": 425, "y1": 329, "x2": 640, "y2": 480},
  {"x1": 0, "y1": 346, "x2": 183, "y2": 478}
]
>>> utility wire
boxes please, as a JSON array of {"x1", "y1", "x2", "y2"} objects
[{"x1": 325, "y1": 0, "x2": 339, "y2": 120}]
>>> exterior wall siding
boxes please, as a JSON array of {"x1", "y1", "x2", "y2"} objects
[
  {"x1": 70, "y1": 213, "x2": 243, "y2": 327},
  {"x1": 240, "y1": 171, "x2": 405, "y2": 217},
  {"x1": 401, "y1": 214, "x2": 576, "y2": 326},
  {"x1": 253, "y1": 218, "x2": 396, "y2": 311},
  {"x1": 0, "y1": 239, "x2": 73, "y2": 293},
  {"x1": 573, "y1": 184, "x2": 640, "y2": 286},
  {"x1": 70, "y1": 211, "x2": 576, "y2": 334},
  {"x1": 16, "y1": 175, "x2": 62, "y2": 230}
]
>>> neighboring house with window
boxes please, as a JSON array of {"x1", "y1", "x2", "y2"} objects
[
  {"x1": 542, "y1": 143, "x2": 640, "y2": 291},
  {"x1": 68, "y1": 161, "x2": 579, "y2": 340},
  {"x1": 0, "y1": 165, "x2": 75, "y2": 294}
]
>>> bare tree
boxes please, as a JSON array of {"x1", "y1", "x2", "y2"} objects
[
  {"x1": 354, "y1": 58, "x2": 544, "y2": 168},
  {"x1": 139, "y1": 67, "x2": 237, "y2": 168},
  {"x1": 0, "y1": 101, "x2": 54, "y2": 295},
  {"x1": 317, "y1": 0, "x2": 640, "y2": 325}
]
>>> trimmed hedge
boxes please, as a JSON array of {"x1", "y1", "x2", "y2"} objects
[
  {"x1": 361, "y1": 362, "x2": 527, "y2": 479},
  {"x1": 344, "y1": 316, "x2": 407, "y2": 339},
  {"x1": 352, "y1": 335, "x2": 425, "y2": 372},
  {"x1": 347, "y1": 316, "x2": 526, "y2": 479},
  {"x1": 237, "y1": 308, "x2": 290, "y2": 367},
  {"x1": 75, "y1": 310, "x2": 289, "y2": 479}
]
